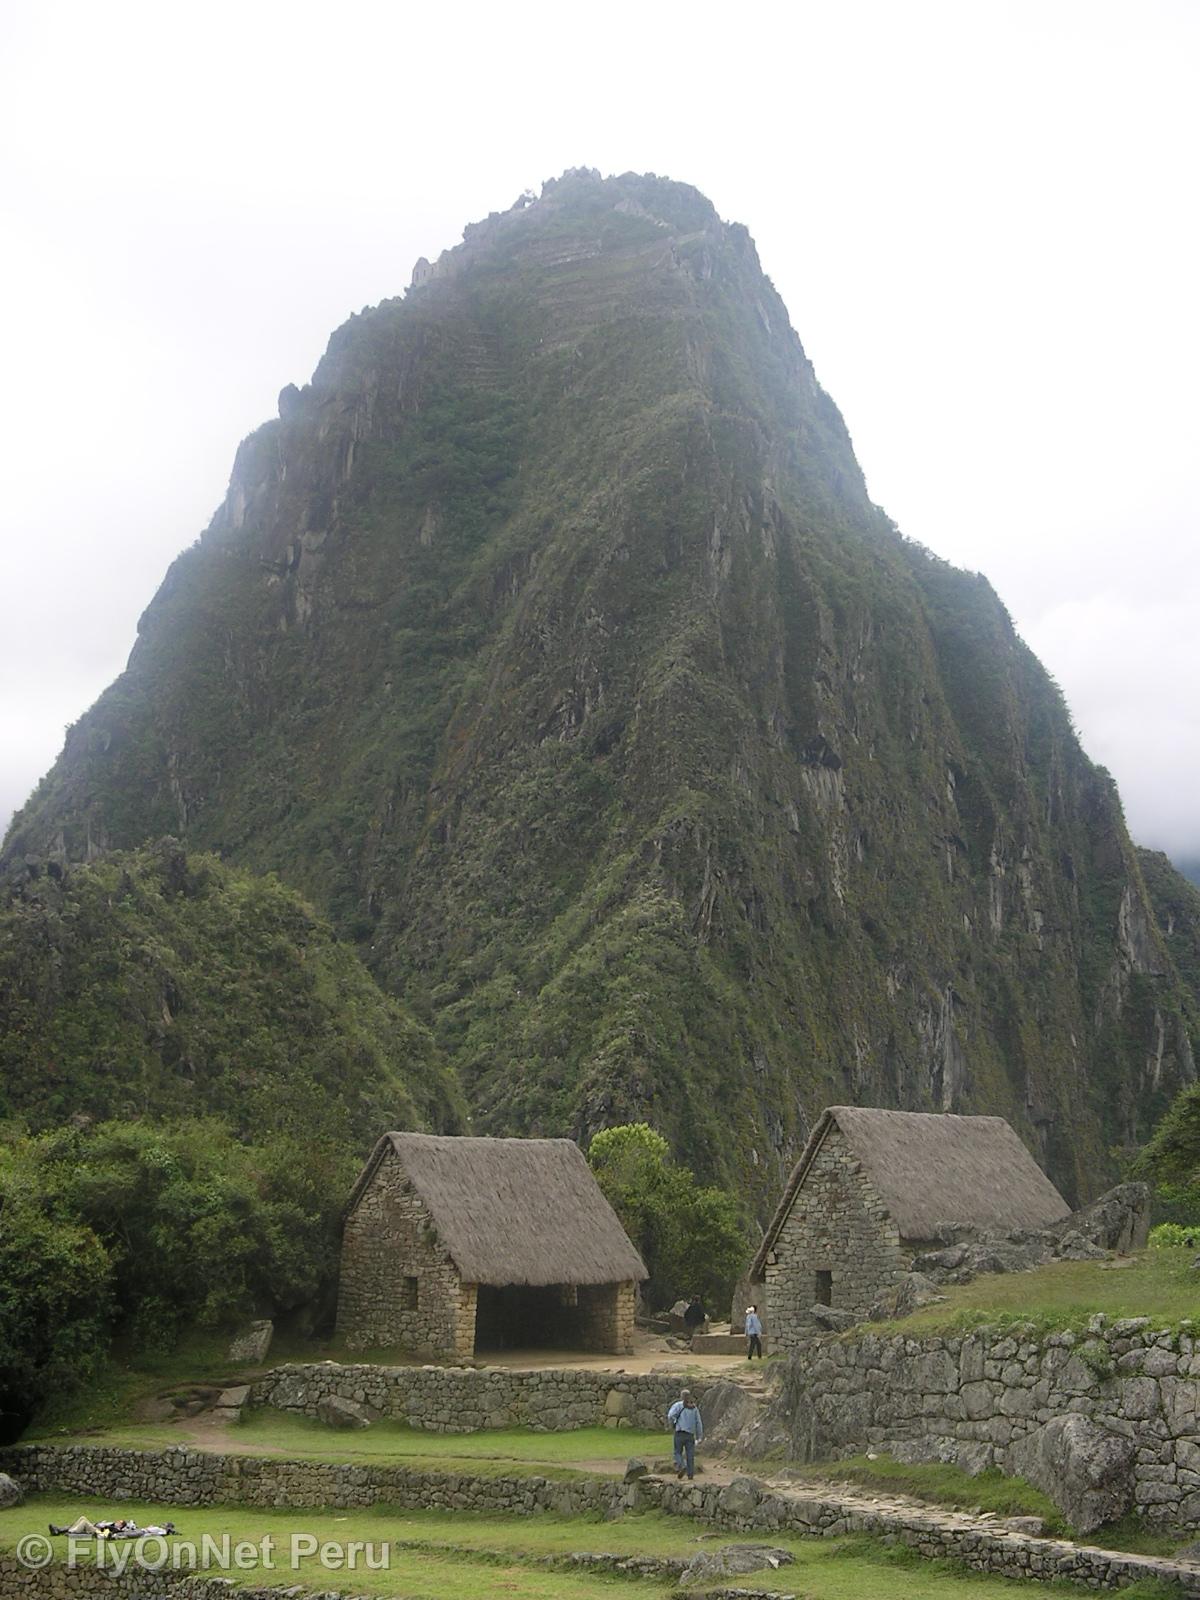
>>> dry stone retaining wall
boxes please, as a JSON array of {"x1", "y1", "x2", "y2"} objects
[
  {"x1": 249, "y1": 1361, "x2": 679, "y2": 1432},
  {"x1": 2, "y1": 1448, "x2": 1199, "y2": 1594},
  {"x1": 781, "y1": 1317, "x2": 1200, "y2": 1527}
]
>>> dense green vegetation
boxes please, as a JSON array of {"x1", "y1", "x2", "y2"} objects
[
  {"x1": 5, "y1": 171, "x2": 1194, "y2": 1212},
  {"x1": 0, "y1": 839, "x2": 457, "y2": 1139},
  {"x1": 1132, "y1": 1083, "x2": 1200, "y2": 1225},
  {"x1": 0, "y1": 1118, "x2": 359, "y2": 1435},
  {"x1": 0, "y1": 842, "x2": 461, "y2": 1434},
  {"x1": 587, "y1": 1122, "x2": 746, "y2": 1308}
]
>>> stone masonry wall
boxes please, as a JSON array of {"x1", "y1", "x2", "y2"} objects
[
  {"x1": 763, "y1": 1125, "x2": 904, "y2": 1343},
  {"x1": 578, "y1": 1282, "x2": 636, "y2": 1354},
  {"x1": 782, "y1": 1317, "x2": 1200, "y2": 1527},
  {"x1": 250, "y1": 1361, "x2": 680, "y2": 1431},
  {"x1": 2, "y1": 1451, "x2": 1198, "y2": 1594},
  {"x1": 335, "y1": 1147, "x2": 475, "y2": 1358}
]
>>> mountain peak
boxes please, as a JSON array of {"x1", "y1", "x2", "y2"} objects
[{"x1": 5, "y1": 176, "x2": 1196, "y2": 1206}]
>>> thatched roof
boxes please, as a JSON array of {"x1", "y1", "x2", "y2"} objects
[
  {"x1": 751, "y1": 1106, "x2": 1070, "y2": 1275},
  {"x1": 348, "y1": 1133, "x2": 647, "y2": 1287}
]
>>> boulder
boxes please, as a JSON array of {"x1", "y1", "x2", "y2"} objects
[
  {"x1": 1053, "y1": 1229, "x2": 1109, "y2": 1262},
  {"x1": 700, "y1": 1380, "x2": 767, "y2": 1452},
  {"x1": 809, "y1": 1303, "x2": 858, "y2": 1332},
  {"x1": 316, "y1": 1394, "x2": 374, "y2": 1430},
  {"x1": 1052, "y1": 1184, "x2": 1151, "y2": 1253},
  {"x1": 1008, "y1": 1415, "x2": 1136, "y2": 1533},
  {"x1": 868, "y1": 1271, "x2": 947, "y2": 1320},
  {"x1": 623, "y1": 1457, "x2": 648, "y2": 1482},
  {"x1": 717, "y1": 1476, "x2": 762, "y2": 1518},
  {"x1": 682, "y1": 1542, "x2": 793, "y2": 1581},
  {"x1": 0, "y1": 1474, "x2": 23, "y2": 1509}
]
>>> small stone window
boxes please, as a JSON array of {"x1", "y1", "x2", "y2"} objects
[
  {"x1": 815, "y1": 1270, "x2": 832, "y2": 1306},
  {"x1": 401, "y1": 1275, "x2": 419, "y2": 1311}
]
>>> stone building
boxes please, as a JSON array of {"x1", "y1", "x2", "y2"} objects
[
  {"x1": 336, "y1": 1133, "x2": 647, "y2": 1360},
  {"x1": 750, "y1": 1107, "x2": 1070, "y2": 1350}
]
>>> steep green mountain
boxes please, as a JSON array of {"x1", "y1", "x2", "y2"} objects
[
  {"x1": 1138, "y1": 848, "x2": 1200, "y2": 1007},
  {"x1": 0, "y1": 839, "x2": 458, "y2": 1141},
  {"x1": 5, "y1": 169, "x2": 1196, "y2": 1206}
]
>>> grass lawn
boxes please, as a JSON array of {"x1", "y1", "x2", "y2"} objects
[
  {"x1": 890, "y1": 1249, "x2": 1200, "y2": 1337},
  {"x1": 0, "y1": 1498, "x2": 1177, "y2": 1599},
  {"x1": 27, "y1": 1330, "x2": 432, "y2": 1440},
  {"x1": 44, "y1": 1411, "x2": 667, "y2": 1478}
]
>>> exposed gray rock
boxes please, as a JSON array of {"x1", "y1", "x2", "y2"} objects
[
  {"x1": 0, "y1": 1473, "x2": 22, "y2": 1509},
  {"x1": 869, "y1": 1271, "x2": 947, "y2": 1320},
  {"x1": 1051, "y1": 1183, "x2": 1151, "y2": 1253},
  {"x1": 1008, "y1": 1415, "x2": 1136, "y2": 1533},
  {"x1": 682, "y1": 1542, "x2": 793, "y2": 1581},
  {"x1": 623, "y1": 1457, "x2": 648, "y2": 1482},
  {"x1": 1053, "y1": 1229, "x2": 1109, "y2": 1261},
  {"x1": 316, "y1": 1394, "x2": 374, "y2": 1429},
  {"x1": 718, "y1": 1476, "x2": 763, "y2": 1518},
  {"x1": 809, "y1": 1304, "x2": 857, "y2": 1331}
]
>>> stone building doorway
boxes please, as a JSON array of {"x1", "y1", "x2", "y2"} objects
[
  {"x1": 474, "y1": 1284, "x2": 577, "y2": 1351},
  {"x1": 815, "y1": 1269, "x2": 833, "y2": 1306}
]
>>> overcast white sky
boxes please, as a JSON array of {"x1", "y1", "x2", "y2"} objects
[{"x1": 1, "y1": 0, "x2": 1196, "y2": 862}]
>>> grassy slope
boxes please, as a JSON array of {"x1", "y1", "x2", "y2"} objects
[
  {"x1": 37, "y1": 1413, "x2": 667, "y2": 1477},
  {"x1": 0, "y1": 1500, "x2": 1166, "y2": 1598},
  {"x1": 0, "y1": 841, "x2": 458, "y2": 1141},
  {"x1": 888, "y1": 1248, "x2": 1200, "y2": 1336}
]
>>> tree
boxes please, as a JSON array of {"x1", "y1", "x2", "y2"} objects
[
  {"x1": 1133, "y1": 1085, "x2": 1200, "y2": 1223},
  {"x1": 0, "y1": 1135, "x2": 113, "y2": 1437},
  {"x1": 587, "y1": 1123, "x2": 746, "y2": 1311}
]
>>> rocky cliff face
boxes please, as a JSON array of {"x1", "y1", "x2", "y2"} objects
[{"x1": 5, "y1": 169, "x2": 1196, "y2": 1205}]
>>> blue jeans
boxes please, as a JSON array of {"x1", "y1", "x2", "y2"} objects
[{"x1": 673, "y1": 1428, "x2": 696, "y2": 1478}]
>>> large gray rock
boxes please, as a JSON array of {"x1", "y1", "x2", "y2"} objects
[
  {"x1": 1008, "y1": 1415, "x2": 1136, "y2": 1533},
  {"x1": 699, "y1": 1380, "x2": 766, "y2": 1447},
  {"x1": 682, "y1": 1542, "x2": 793, "y2": 1581},
  {"x1": 809, "y1": 1303, "x2": 857, "y2": 1331},
  {"x1": 316, "y1": 1394, "x2": 375, "y2": 1430},
  {"x1": 717, "y1": 1476, "x2": 762, "y2": 1518},
  {"x1": 1052, "y1": 1183, "x2": 1151, "y2": 1254},
  {"x1": 869, "y1": 1271, "x2": 947, "y2": 1320},
  {"x1": 0, "y1": 1473, "x2": 23, "y2": 1509}
]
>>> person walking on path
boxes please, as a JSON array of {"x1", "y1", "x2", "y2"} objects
[
  {"x1": 668, "y1": 1388, "x2": 703, "y2": 1479},
  {"x1": 744, "y1": 1304, "x2": 763, "y2": 1360}
]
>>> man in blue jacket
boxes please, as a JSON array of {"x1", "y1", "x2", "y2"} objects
[{"x1": 667, "y1": 1388, "x2": 703, "y2": 1479}]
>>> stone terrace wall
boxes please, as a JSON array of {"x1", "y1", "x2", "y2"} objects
[
  {"x1": 249, "y1": 1361, "x2": 679, "y2": 1432},
  {"x1": 1, "y1": 1451, "x2": 1198, "y2": 1595},
  {"x1": 784, "y1": 1316, "x2": 1200, "y2": 1527}
]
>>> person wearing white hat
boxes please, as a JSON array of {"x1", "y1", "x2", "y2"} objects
[{"x1": 744, "y1": 1304, "x2": 763, "y2": 1359}]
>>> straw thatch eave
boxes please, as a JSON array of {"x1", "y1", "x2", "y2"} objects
[
  {"x1": 750, "y1": 1106, "x2": 1071, "y2": 1278},
  {"x1": 347, "y1": 1132, "x2": 647, "y2": 1289}
]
